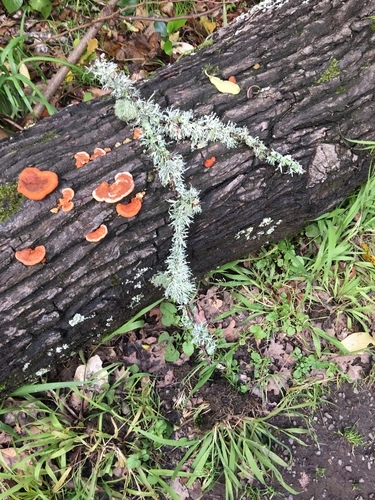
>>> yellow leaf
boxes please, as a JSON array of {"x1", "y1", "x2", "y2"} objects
[
  {"x1": 361, "y1": 243, "x2": 375, "y2": 265},
  {"x1": 19, "y1": 63, "x2": 30, "y2": 87},
  {"x1": 205, "y1": 70, "x2": 240, "y2": 95},
  {"x1": 201, "y1": 16, "x2": 216, "y2": 34},
  {"x1": 79, "y1": 38, "x2": 99, "y2": 64},
  {"x1": 86, "y1": 38, "x2": 98, "y2": 56},
  {"x1": 341, "y1": 332, "x2": 375, "y2": 352},
  {"x1": 65, "y1": 70, "x2": 74, "y2": 83}
]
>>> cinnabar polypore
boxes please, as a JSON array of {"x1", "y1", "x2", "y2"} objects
[
  {"x1": 15, "y1": 245, "x2": 46, "y2": 266},
  {"x1": 90, "y1": 148, "x2": 107, "y2": 160},
  {"x1": 92, "y1": 172, "x2": 134, "y2": 203},
  {"x1": 116, "y1": 192, "x2": 143, "y2": 218},
  {"x1": 74, "y1": 151, "x2": 90, "y2": 168},
  {"x1": 204, "y1": 157, "x2": 216, "y2": 168},
  {"x1": 60, "y1": 188, "x2": 75, "y2": 212},
  {"x1": 85, "y1": 224, "x2": 108, "y2": 242},
  {"x1": 17, "y1": 167, "x2": 58, "y2": 200}
]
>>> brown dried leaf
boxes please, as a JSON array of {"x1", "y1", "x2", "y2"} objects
[
  {"x1": 222, "y1": 319, "x2": 238, "y2": 342},
  {"x1": 156, "y1": 369, "x2": 174, "y2": 388},
  {"x1": 332, "y1": 353, "x2": 371, "y2": 381},
  {"x1": 298, "y1": 471, "x2": 310, "y2": 489}
]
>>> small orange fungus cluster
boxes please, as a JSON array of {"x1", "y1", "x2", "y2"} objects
[
  {"x1": 204, "y1": 156, "x2": 216, "y2": 168},
  {"x1": 15, "y1": 146, "x2": 144, "y2": 261},
  {"x1": 15, "y1": 245, "x2": 46, "y2": 266},
  {"x1": 74, "y1": 147, "x2": 111, "y2": 168},
  {"x1": 17, "y1": 167, "x2": 58, "y2": 200},
  {"x1": 51, "y1": 188, "x2": 75, "y2": 213},
  {"x1": 87, "y1": 173, "x2": 143, "y2": 243},
  {"x1": 228, "y1": 76, "x2": 237, "y2": 83}
]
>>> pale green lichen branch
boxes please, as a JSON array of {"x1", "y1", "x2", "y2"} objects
[{"x1": 90, "y1": 58, "x2": 303, "y2": 353}]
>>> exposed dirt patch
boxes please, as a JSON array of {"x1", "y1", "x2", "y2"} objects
[{"x1": 269, "y1": 380, "x2": 375, "y2": 500}]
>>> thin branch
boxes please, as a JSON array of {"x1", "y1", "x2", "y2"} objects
[{"x1": 29, "y1": 0, "x2": 119, "y2": 122}]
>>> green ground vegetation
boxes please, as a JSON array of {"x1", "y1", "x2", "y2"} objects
[{"x1": 1, "y1": 154, "x2": 375, "y2": 498}]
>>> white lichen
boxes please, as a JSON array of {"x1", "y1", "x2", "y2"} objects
[
  {"x1": 235, "y1": 227, "x2": 254, "y2": 240},
  {"x1": 259, "y1": 217, "x2": 273, "y2": 227},
  {"x1": 130, "y1": 293, "x2": 145, "y2": 308},
  {"x1": 69, "y1": 313, "x2": 86, "y2": 326},
  {"x1": 35, "y1": 367, "x2": 50, "y2": 377},
  {"x1": 69, "y1": 313, "x2": 95, "y2": 327}
]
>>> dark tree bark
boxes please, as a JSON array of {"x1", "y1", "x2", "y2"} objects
[{"x1": 0, "y1": 0, "x2": 374, "y2": 394}]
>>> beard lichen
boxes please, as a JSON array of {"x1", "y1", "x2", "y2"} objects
[{"x1": 0, "y1": 182, "x2": 23, "y2": 223}]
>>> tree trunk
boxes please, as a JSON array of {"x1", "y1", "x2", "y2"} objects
[{"x1": 0, "y1": 0, "x2": 374, "y2": 394}]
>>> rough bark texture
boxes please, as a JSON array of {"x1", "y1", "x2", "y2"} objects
[{"x1": 0, "y1": 0, "x2": 374, "y2": 394}]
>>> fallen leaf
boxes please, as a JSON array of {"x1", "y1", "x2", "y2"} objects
[
  {"x1": 74, "y1": 355, "x2": 108, "y2": 392},
  {"x1": 361, "y1": 243, "x2": 375, "y2": 265},
  {"x1": 298, "y1": 471, "x2": 310, "y2": 489},
  {"x1": 341, "y1": 332, "x2": 375, "y2": 352},
  {"x1": 222, "y1": 319, "x2": 238, "y2": 342},
  {"x1": 332, "y1": 353, "x2": 371, "y2": 381},
  {"x1": 173, "y1": 42, "x2": 195, "y2": 56},
  {"x1": 200, "y1": 16, "x2": 216, "y2": 34},
  {"x1": 156, "y1": 369, "x2": 174, "y2": 388},
  {"x1": 205, "y1": 70, "x2": 240, "y2": 95}
]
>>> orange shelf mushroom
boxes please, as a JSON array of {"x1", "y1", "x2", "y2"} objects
[
  {"x1": 92, "y1": 172, "x2": 134, "y2": 203},
  {"x1": 74, "y1": 151, "x2": 90, "y2": 168},
  {"x1": 116, "y1": 193, "x2": 143, "y2": 218},
  {"x1": 15, "y1": 245, "x2": 46, "y2": 266},
  {"x1": 85, "y1": 224, "x2": 108, "y2": 242},
  {"x1": 90, "y1": 148, "x2": 106, "y2": 160},
  {"x1": 204, "y1": 156, "x2": 216, "y2": 168},
  {"x1": 50, "y1": 188, "x2": 75, "y2": 213},
  {"x1": 60, "y1": 188, "x2": 75, "y2": 212},
  {"x1": 133, "y1": 128, "x2": 143, "y2": 140},
  {"x1": 17, "y1": 167, "x2": 58, "y2": 200}
]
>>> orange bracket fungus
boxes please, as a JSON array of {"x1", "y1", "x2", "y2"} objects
[
  {"x1": 133, "y1": 128, "x2": 143, "y2": 140},
  {"x1": 15, "y1": 245, "x2": 46, "y2": 266},
  {"x1": 90, "y1": 148, "x2": 107, "y2": 160},
  {"x1": 92, "y1": 172, "x2": 134, "y2": 203},
  {"x1": 74, "y1": 151, "x2": 90, "y2": 168},
  {"x1": 85, "y1": 224, "x2": 108, "y2": 242},
  {"x1": 60, "y1": 188, "x2": 75, "y2": 212},
  {"x1": 116, "y1": 192, "x2": 143, "y2": 218},
  {"x1": 51, "y1": 188, "x2": 75, "y2": 213},
  {"x1": 204, "y1": 156, "x2": 216, "y2": 168},
  {"x1": 17, "y1": 167, "x2": 58, "y2": 200}
]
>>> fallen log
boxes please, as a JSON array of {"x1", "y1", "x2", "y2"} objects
[{"x1": 0, "y1": 0, "x2": 374, "y2": 394}]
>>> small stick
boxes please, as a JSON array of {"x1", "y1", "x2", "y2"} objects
[{"x1": 28, "y1": 0, "x2": 119, "y2": 123}]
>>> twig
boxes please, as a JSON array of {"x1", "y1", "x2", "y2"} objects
[{"x1": 29, "y1": 0, "x2": 119, "y2": 122}]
